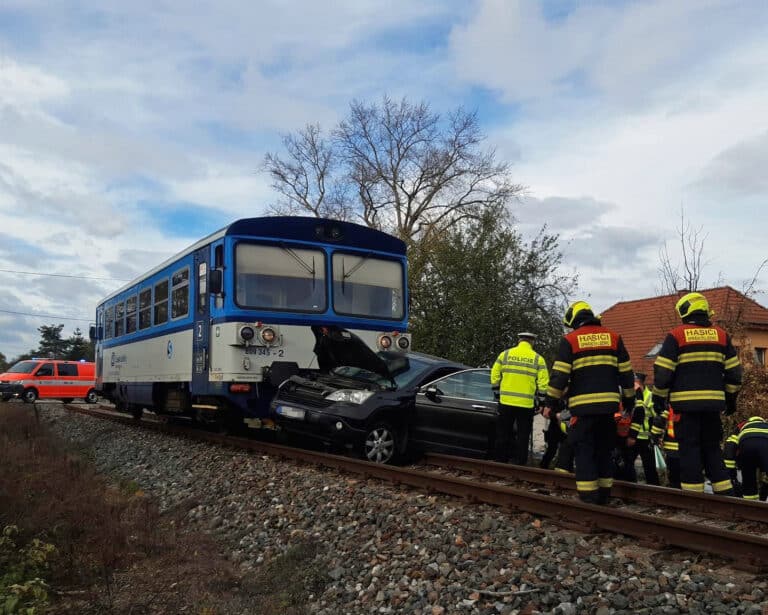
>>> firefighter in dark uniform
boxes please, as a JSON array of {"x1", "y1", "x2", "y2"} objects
[
  {"x1": 543, "y1": 301, "x2": 635, "y2": 504},
  {"x1": 651, "y1": 292, "x2": 742, "y2": 496},
  {"x1": 491, "y1": 332, "x2": 549, "y2": 464},
  {"x1": 723, "y1": 416, "x2": 768, "y2": 501},
  {"x1": 626, "y1": 373, "x2": 660, "y2": 485}
]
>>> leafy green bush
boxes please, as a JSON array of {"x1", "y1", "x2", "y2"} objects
[{"x1": 0, "y1": 526, "x2": 56, "y2": 614}]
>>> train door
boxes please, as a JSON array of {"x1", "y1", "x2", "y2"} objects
[{"x1": 191, "y1": 247, "x2": 211, "y2": 395}]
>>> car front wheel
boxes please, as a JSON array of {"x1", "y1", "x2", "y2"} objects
[
  {"x1": 22, "y1": 388, "x2": 38, "y2": 403},
  {"x1": 363, "y1": 422, "x2": 400, "y2": 464}
]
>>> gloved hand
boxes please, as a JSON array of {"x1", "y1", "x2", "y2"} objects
[
  {"x1": 493, "y1": 389, "x2": 500, "y2": 402},
  {"x1": 559, "y1": 408, "x2": 571, "y2": 423},
  {"x1": 724, "y1": 394, "x2": 737, "y2": 416}
]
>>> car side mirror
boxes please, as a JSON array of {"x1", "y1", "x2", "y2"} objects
[{"x1": 425, "y1": 385, "x2": 441, "y2": 398}]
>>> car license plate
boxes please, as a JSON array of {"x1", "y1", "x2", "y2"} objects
[{"x1": 276, "y1": 405, "x2": 305, "y2": 420}]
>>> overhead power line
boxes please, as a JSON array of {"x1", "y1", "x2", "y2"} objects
[
  {"x1": 0, "y1": 268, "x2": 130, "y2": 282},
  {"x1": 0, "y1": 308, "x2": 91, "y2": 322}
]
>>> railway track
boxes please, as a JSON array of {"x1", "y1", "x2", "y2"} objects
[
  {"x1": 61, "y1": 404, "x2": 768, "y2": 572},
  {"x1": 421, "y1": 452, "x2": 768, "y2": 524}
]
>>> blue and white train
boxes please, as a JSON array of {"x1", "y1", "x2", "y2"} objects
[{"x1": 90, "y1": 217, "x2": 410, "y2": 428}]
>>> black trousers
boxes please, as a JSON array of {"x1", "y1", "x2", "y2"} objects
[
  {"x1": 571, "y1": 414, "x2": 616, "y2": 503},
  {"x1": 677, "y1": 412, "x2": 733, "y2": 494},
  {"x1": 555, "y1": 435, "x2": 575, "y2": 473},
  {"x1": 666, "y1": 454, "x2": 681, "y2": 489},
  {"x1": 540, "y1": 418, "x2": 566, "y2": 468},
  {"x1": 738, "y1": 438, "x2": 768, "y2": 499},
  {"x1": 632, "y1": 439, "x2": 660, "y2": 485},
  {"x1": 613, "y1": 438, "x2": 637, "y2": 482},
  {"x1": 495, "y1": 404, "x2": 534, "y2": 464}
]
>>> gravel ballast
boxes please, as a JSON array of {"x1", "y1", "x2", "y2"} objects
[{"x1": 41, "y1": 405, "x2": 768, "y2": 614}]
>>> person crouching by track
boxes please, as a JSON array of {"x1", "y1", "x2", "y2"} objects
[
  {"x1": 652, "y1": 292, "x2": 742, "y2": 497},
  {"x1": 543, "y1": 301, "x2": 635, "y2": 505},
  {"x1": 625, "y1": 373, "x2": 661, "y2": 485},
  {"x1": 540, "y1": 398, "x2": 568, "y2": 469},
  {"x1": 723, "y1": 416, "x2": 768, "y2": 501},
  {"x1": 491, "y1": 331, "x2": 549, "y2": 465},
  {"x1": 612, "y1": 402, "x2": 636, "y2": 482}
]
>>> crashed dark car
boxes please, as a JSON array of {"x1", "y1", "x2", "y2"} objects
[{"x1": 271, "y1": 327, "x2": 499, "y2": 463}]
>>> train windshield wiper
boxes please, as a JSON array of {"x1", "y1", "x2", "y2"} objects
[
  {"x1": 280, "y1": 243, "x2": 316, "y2": 284},
  {"x1": 341, "y1": 253, "x2": 371, "y2": 292}
]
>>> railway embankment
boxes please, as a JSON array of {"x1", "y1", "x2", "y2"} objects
[{"x1": 11, "y1": 401, "x2": 768, "y2": 614}]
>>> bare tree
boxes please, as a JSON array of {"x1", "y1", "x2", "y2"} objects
[
  {"x1": 262, "y1": 96, "x2": 523, "y2": 241},
  {"x1": 657, "y1": 206, "x2": 708, "y2": 294},
  {"x1": 262, "y1": 124, "x2": 354, "y2": 220}
]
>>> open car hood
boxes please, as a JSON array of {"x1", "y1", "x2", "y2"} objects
[{"x1": 311, "y1": 326, "x2": 408, "y2": 382}]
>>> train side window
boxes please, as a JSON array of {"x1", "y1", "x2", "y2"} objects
[
  {"x1": 171, "y1": 267, "x2": 189, "y2": 319},
  {"x1": 126, "y1": 295, "x2": 137, "y2": 334},
  {"x1": 198, "y1": 262, "x2": 207, "y2": 313},
  {"x1": 105, "y1": 306, "x2": 114, "y2": 340},
  {"x1": 139, "y1": 288, "x2": 152, "y2": 330},
  {"x1": 115, "y1": 301, "x2": 125, "y2": 337},
  {"x1": 214, "y1": 244, "x2": 223, "y2": 268},
  {"x1": 154, "y1": 280, "x2": 169, "y2": 325}
]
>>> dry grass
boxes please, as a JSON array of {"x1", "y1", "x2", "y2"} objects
[{"x1": 0, "y1": 403, "x2": 326, "y2": 613}]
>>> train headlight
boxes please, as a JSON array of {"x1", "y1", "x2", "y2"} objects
[
  {"x1": 260, "y1": 327, "x2": 276, "y2": 344},
  {"x1": 397, "y1": 336, "x2": 410, "y2": 350},
  {"x1": 378, "y1": 335, "x2": 392, "y2": 349},
  {"x1": 239, "y1": 326, "x2": 255, "y2": 342}
]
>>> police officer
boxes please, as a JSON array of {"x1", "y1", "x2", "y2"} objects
[
  {"x1": 544, "y1": 301, "x2": 635, "y2": 504},
  {"x1": 491, "y1": 331, "x2": 549, "y2": 464},
  {"x1": 626, "y1": 373, "x2": 660, "y2": 485},
  {"x1": 651, "y1": 292, "x2": 742, "y2": 496},
  {"x1": 723, "y1": 416, "x2": 768, "y2": 500}
]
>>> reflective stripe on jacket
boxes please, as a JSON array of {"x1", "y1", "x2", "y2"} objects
[
  {"x1": 629, "y1": 387, "x2": 654, "y2": 440},
  {"x1": 723, "y1": 416, "x2": 768, "y2": 469},
  {"x1": 545, "y1": 323, "x2": 634, "y2": 417},
  {"x1": 490, "y1": 340, "x2": 549, "y2": 409},
  {"x1": 652, "y1": 321, "x2": 742, "y2": 413}
]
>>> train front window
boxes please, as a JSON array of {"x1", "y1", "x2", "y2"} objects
[
  {"x1": 235, "y1": 244, "x2": 326, "y2": 312},
  {"x1": 332, "y1": 253, "x2": 404, "y2": 320}
]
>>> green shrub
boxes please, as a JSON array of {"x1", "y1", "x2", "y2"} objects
[{"x1": 0, "y1": 526, "x2": 56, "y2": 614}]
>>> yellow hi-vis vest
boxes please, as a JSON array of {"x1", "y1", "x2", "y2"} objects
[{"x1": 491, "y1": 341, "x2": 549, "y2": 409}]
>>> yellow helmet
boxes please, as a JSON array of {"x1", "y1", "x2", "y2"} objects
[
  {"x1": 563, "y1": 300, "x2": 594, "y2": 327},
  {"x1": 675, "y1": 292, "x2": 712, "y2": 320}
]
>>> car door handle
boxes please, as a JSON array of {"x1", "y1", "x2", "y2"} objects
[{"x1": 472, "y1": 404, "x2": 488, "y2": 410}]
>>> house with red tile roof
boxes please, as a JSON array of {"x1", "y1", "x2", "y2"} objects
[{"x1": 600, "y1": 286, "x2": 768, "y2": 381}]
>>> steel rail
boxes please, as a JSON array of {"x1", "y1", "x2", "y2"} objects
[
  {"x1": 422, "y1": 452, "x2": 768, "y2": 524},
  {"x1": 62, "y1": 405, "x2": 768, "y2": 571}
]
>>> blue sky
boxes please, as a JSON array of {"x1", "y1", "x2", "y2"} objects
[{"x1": 1, "y1": 0, "x2": 767, "y2": 359}]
